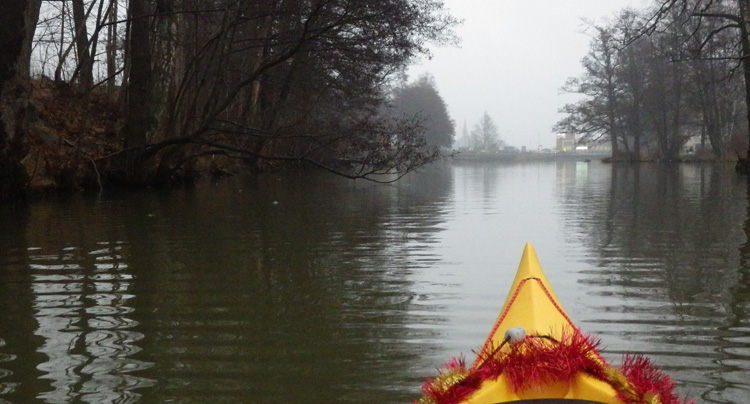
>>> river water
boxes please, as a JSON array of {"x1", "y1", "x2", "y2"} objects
[{"x1": 0, "y1": 160, "x2": 748, "y2": 403}]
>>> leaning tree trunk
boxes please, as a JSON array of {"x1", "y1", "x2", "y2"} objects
[{"x1": 0, "y1": 0, "x2": 40, "y2": 201}]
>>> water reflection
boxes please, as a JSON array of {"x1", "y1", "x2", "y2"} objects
[
  {"x1": 31, "y1": 241, "x2": 153, "y2": 403},
  {"x1": 557, "y1": 163, "x2": 750, "y2": 403},
  {"x1": 2, "y1": 163, "x2": 750, "y2": 403},
  {"x1": 0, "y1": 201, "x2": 154, "y2": 403},
  {"x1": 115, "y1": 170, "x2": 454, "y2": 403},
  {"x1": 0, "y1": 204, "x2": 38, "y2": 403},
  {"x1": 729, "y1": 175, "x2": 750, "y2": 404}
]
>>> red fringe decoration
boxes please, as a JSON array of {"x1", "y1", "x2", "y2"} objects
[
  {"x1": 416, "y1": 330, "x2": 693, "y2": 404},
  {"x1": 500, "y1": 333, "x2": 606, "y2": 391},
  {"x1": 617, "y1": 354, "x2": 685, "y2": 404},
  {"x1": 419, "y1": 356, "x2": 479, "y2": 404}
]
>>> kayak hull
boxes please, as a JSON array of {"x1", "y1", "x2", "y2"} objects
[
  {"x1": 466, "y1": 243, "x2": 621, "y2": 404},
  {"x1": 416, "y1": 243, "x2": 686, "y2": 404}
]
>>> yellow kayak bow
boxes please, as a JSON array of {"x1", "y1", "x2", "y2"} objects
[{"x1": 416, "y1": 243, "x2": 688, "y2": 404}]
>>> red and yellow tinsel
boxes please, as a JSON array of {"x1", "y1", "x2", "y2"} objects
[{"x1": 416, "y1": 329, "x2": 693, "y2": 404}]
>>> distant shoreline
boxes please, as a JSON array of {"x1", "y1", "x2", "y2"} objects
[{"x1": 449, "y1": 151, "x2": 610, "y2": 162}]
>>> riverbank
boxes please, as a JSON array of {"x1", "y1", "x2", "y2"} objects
[
  {"x1": 451, "y1": 151, "x2": 609, "y2": 162},
  {"x1": 451, "y1": 150, "x2": 736, "y2": 164}
]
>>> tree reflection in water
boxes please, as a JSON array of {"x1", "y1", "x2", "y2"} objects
[
  {"x1": 1, "y1": 163, "x2": 750, "y2": 403},
  {"x1": 31, "y1": 242, "x2": 154, "y2": 403}
]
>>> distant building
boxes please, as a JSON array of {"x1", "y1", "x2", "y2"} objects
[
  {"x1": 555, "y1": 133, "x2": 612, "y2": 154},
  {"x1": 556, "y1": 133, "x2": 576, "y2": 152}
]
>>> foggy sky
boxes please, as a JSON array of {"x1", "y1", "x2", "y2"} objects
[{"x1": 408, "y1": 0, "x2": 652, "y2": 150}]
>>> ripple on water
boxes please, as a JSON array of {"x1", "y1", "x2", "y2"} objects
[{"x1": 24, "y1": 244, "x2": 155, "y2": 403}]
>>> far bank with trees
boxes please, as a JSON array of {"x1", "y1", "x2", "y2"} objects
[{"x1": 556, "y1": 0, "x2": 750, "y2": 168}]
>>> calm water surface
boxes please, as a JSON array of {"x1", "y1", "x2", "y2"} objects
[{"x1": 0, "y1": 161, "x2": 748, "y2": 403}]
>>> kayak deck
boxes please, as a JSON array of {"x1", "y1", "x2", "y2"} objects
[
  {"x1": 416, "y1": 243, "x2": 688, "y2": 404},
  {"x1": 495, "y1": 401, "x2": 612, "y2": 404}
]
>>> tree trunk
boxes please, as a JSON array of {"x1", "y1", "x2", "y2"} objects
[
  {"x1": 0, "y1": 0, "x2": 40, "y2": 201},
  {"x1": 106, "y1": 0, "x2": 118, "y2": 91},
  {"x1": 72, "y1": 0, "x2": 93, "y2": 89},
  {"x1": 118, "y1": 0, "x2": 178, "y2": 183},
  {"x1": 122, "y1": 0, "x2": 156, "y2": 150},
  {"x1": 115, "y1": 0, "x2": 157, "y2": 184},
  {"x1": 600, "y1": 29, "x2": 620, "y2": 157}
]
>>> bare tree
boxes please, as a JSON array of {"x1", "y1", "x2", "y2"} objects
[
  {"x1": 111, "y1": 0, "x2": 457, "y2": 184},
  {"x1": 121, "y1": 0, "x2": 156, "y2": 150},
  {"x1": 105, "y1": 0, "x2": 118, "y2": 91},
  {"x1": 690, "y1": 27, "x2": 742, "y2": 157},
  {"x1": 470, "y1": 112, "x2": 501, "y2": 151},
  {"x1": 71, "y1": 0, "x2": 92, "y2": 88},
  {"x1": 22, "y1": 0, "x2": 456, "y2": 189},
  {"x1": 645, "y1": 0, "x2": 750, "y2": 167},
  {"x1": 558, "y1": 6, "x2": 721, "y2": 161},
  {"x1": 557, "y1": 23, "x2": 627, "y2": 157}
]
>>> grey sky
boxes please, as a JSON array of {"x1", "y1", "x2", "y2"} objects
[{"x1": 408, "y1": 0, "x2": 652, "y2": 150}]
